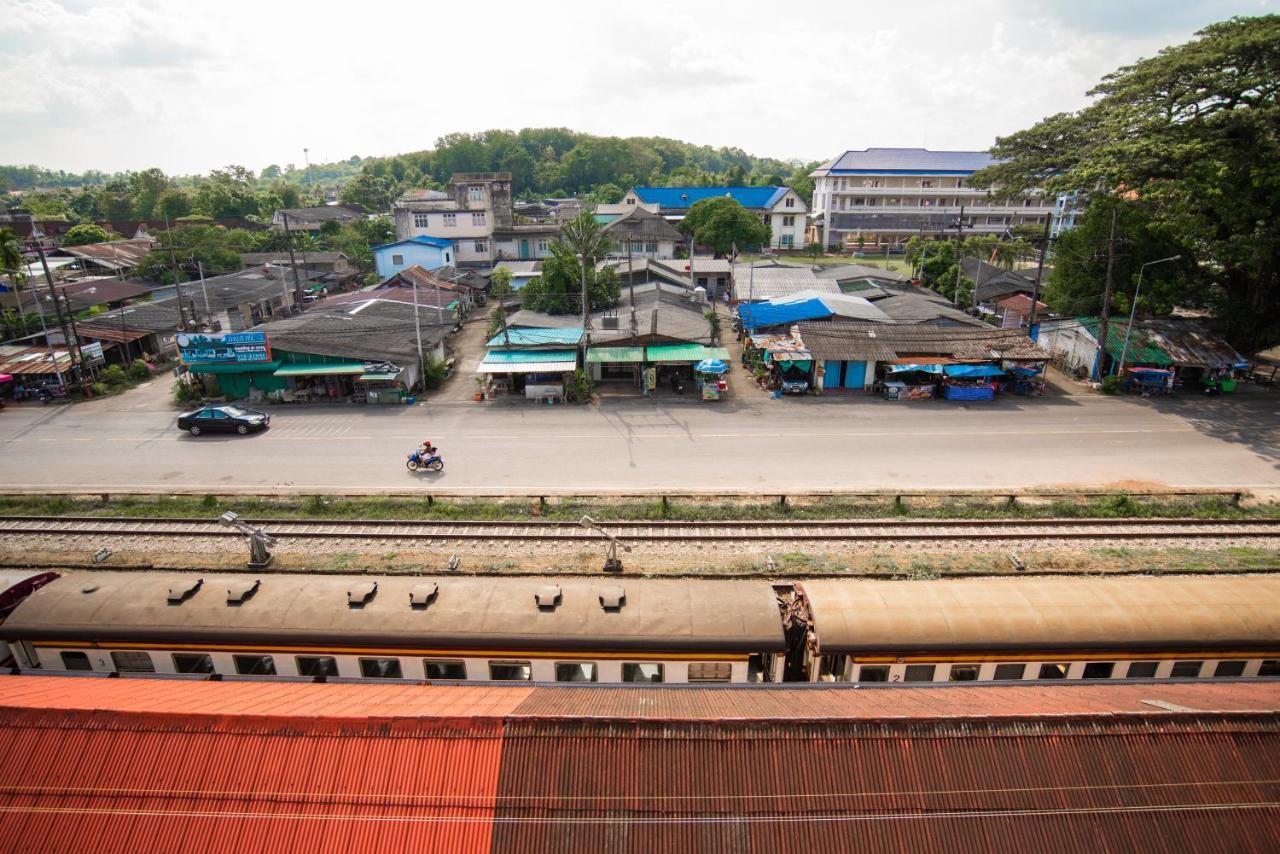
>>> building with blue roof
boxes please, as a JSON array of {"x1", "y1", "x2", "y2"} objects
[
  {"x1": 373, "y1": 235, "x2": 455, "y2": 280},
  {"x1": 619, "y1": 184, "x2": 808, "y2": 251},
  {"x1": 808, "y1": 148, "x2": 1057, "y2": 251}
]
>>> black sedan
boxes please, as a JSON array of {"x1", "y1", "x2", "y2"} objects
[{"x1": 178, "y1": 405, "x2": 270, "y2": 436}]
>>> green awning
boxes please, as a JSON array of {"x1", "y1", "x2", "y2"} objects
[
  {"x1": 646, "y1": 344, "x2": 731, "y2": 363},
  {"x1": 358, "y1": 372, "x2": 400, "y2": 382},
  {"x1": 189, "y1": 360, "x2": 281, "y2": 375},
  {"x1": 273, "y1": 363, "x2": 367, "y2": 377},
  {"x1": 587, "y1": 346, "x2": 646, "y2": 364}
]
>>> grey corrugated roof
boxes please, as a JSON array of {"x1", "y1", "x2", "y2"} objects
[
  {"x1": 816, "y1": 148, "x2": 997, "y2": 174},
  {"x1": 874, "y1": 295, "x2": 989, "y2": 327},
  {"x1": 511, "y1": 283, "x2": 713, "y2": 345},
  {"x1": 814, "y1": 263, "x2": 909, "y2": 284},
  {"x1": 798, "y1": 319, "x2": 1048, "y2": 360},
  {"x1": 253, "y1": 299, "x2": 446, "y2": 363}
]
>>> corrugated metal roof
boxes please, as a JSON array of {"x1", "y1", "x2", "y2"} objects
[
  {"x1": 646, "y1": 344, "x2": 730, "y2": 363},
  {"x1": 586, "y1": 346, "x2": 645, "y2": 363},
  {"x1": 485, "y1": 328, "x2": 583, "y2": 348},
  {"x1": 1078, "y1": 317, "x2": 1173, "y2": 366},
  {"x1": 0, "y1": 345, "x2": 76, "y2": 376},
  {"x1": 816, "y1": 147, "x2": 997, "y2": 174},
  {"x1": 632, "y1": 186, "x2": 789, "y2": 210}
]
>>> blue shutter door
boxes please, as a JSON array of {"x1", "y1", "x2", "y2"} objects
[
  {"x1": 823, "y1": 360, "x2": 843, "y2": 388},
  {"x1": 843, "y1": 361, "x2": 867, "y2": 388}
]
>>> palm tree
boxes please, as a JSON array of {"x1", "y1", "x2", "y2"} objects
[
  {"x1": 556, "y1": 210, "x2": 613, "y2": 264},
  {"x1": 0, "y1": 226, "x2": 24, "y2": 283}
]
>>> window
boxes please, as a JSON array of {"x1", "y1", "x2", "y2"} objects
[
  {"x1": 111, "y1": 651, "x2": 155, "y2": 672},
  {"x1": 468, "y1": 186, "x2": 484, "y2": 202},
  {"x1": 490, "y1": 661, "x2": 532, "y2": 681},
  {"x1": 297, "y1": 656, "x2": 339, "y2": 677},
  {"x1": 870, "y1": 179, "x2": 882, "y2": 188},
  {"x1": 536, "y1": 239, "x2": 550, "y2": 252},
  {"x1": 645, "y1": 241, "x2": 657, "y2": 254},
  {"x1": 903, "y1": 664, "x2": 936, "y2": 683},
  {"x1": 781, "y1": 234, "x2": 794, "y2": 247},
  {"x1": 1125, "y1": 661, "x2": 1159, "y2": 679},
  {"x1": 60, "y1": 651, "x2": 92, "y2": 671},
  {"x1": 555, "y1": 662, "x2": 597, "y2": 683},
  {"x1": 1082, "y1": 662, "x2": 1115, "y2": 680},
  {"x1": 784, "y1": 196, "x2": 795, "y2": 207},
  {"x1": 1171, "y1": 661, "x2": 1203, "y2": 679},
  {"x1": 172, "y1": 653, "x2": 214, "y2": 674},
  {"x1": 782, "y1": 215, "x2": 795, "y2": 227},
  {"x1": 359, "y1": 658, "x2": 403, "y2": 679},
  {"x1": 424, "y1": 660, "x2": 467, "y2": 680},
  {"x1": 921, "y1": 180, "x2": 934, "y2": 188},
  {"x1": 993, "y1": 663, "x2": 1026, "y2": 681},
  {"x1": 473, "y1": 240, "x2": 488, "y2": 253},
  {"x1": 472, "y1": 212, "x2": 486, "y2": 226},
  {"x1": 1037, "y1": 663, "x2": 1068, "y2": 680},
  {"x1": 948, "y1": 664, "x2": 980, "y2": 682},
  {"x1": 444, "y1": 252, "x2": 451, "y2": 264},
  {"x1": 413, "y1": 213, "x2": 430, "y2": 228},
  {"x1": 622, "y1": 663, "x2": 664, "y2": 683},
  {"x1": 625, "y1": 197, "x2": 635, "y2": 205},
  {"x1": 697, "y1": 277, "x2": 708, "y2": 286},
  {"x1": 1214, "y1": 660, "x2": 1246, "y2": 678},
  {"x1": 443, "y1": 213, "x2": 457, "y2": 227},
  {"x1": 1260, "y1": 660, "x2": 1280, "y2": 677},
  {"x1": 688, "y1": 662, "x2": 732, "y2": 682},
  {"x1": 233, "y1": 655, "x2": 276, "y2": 676},
  {"x1": 858, "y1": 665, "x2": 889, "y2": 683},
  {"x1": 391, "y1": 254, "x2": 404, "y2": 265}
]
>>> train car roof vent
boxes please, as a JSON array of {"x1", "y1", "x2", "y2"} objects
[
  {"x1": 598, "y1": 586, "x2": 625, "y2": 611},
  {"x1": 534, "y1": 584, "x2": 562, "y2": 610},
  {"x1": 168, "y1": 578, "x2": 204, "y2": 604},
  {"x1": 226, "y1": 579, "x2": 261, "y2": 605},
  {"x1": 409, "y1": 582, "x2": 439, "y2": 608},
  {"x1": 81, "y1": 583, "x2": 99, "y2": 594},
  {"x1": 348, "y1": 581, "x2": 379, "y2": 608}
]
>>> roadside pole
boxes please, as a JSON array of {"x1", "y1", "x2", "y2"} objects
[
  {"x1": 1026, "y1": 212, "x2": 1053, "y2": 337},
  {"x1": 34, "y1": 234, "x2": 83, "y2": 387},
  {"x1": 197, "y1": 261, "x2": 212, "y2": 319},
  {"x1": 952, "y1": 204, "x2": 966, "y2": 307},
  {"x1": 411, "y1": 277, "x2": 424, "y2": 391},
  {"x1": 280, "y1": 212, "x2": 305, "y2": 309},
  {"x1": 1093, "y1": 206, "x2": 1120, "y2": 380}
]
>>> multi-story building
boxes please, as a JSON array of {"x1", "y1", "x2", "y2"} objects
[
  {"x1": 619, "y1": 186, "x2": 809, "y2": 250},
  {"x1": 809, "y1": 149, "x2": 1054, "y2": 249},
  {"x1": 392, "y1": 173, "x2": 560, "y2": 267}
]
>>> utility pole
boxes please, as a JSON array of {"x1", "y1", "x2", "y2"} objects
[
  {"x1": 1094, "y1": 205, "x2": 1120, "y2": 380},
  {"x1": 411, "y1": 276, "x2": 424, "y2": 390},
  {"x1": 626, "y1": 238, "x2": 637, "y2": 337},
  {"x1": 163, "y1": 215, "x2": 189, "y2": 330},
  {"x1": 1027, "y1": 211, "x2": 1053, "y2": 336},
  {"x1": 952, "y1": 204, "x2": 966, "y2": 307},
  {"x1": 14, "y1": 216, "x2": 63, "y2": 386},
  {"x1": 60, "y1": 287, "x2": 91, "y2": 382},
  {"x1": 578, "y1": 252, "x2": 591, "y2": 362},
  {"x1": 33, "y1": 235, "x2": 83, "y2": 386},
  {"x1": 196, "y1": 261, "x2": 212, "y2": 319},
  {"x1": 279, "y1": 212, "x2": 305, "y2": 309}
]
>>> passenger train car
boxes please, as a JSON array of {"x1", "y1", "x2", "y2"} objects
[{"x1": 0, "y1": 570, "x2": 1277, "y2": 686}]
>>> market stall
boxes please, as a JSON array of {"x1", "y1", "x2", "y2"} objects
[
  {"x1": 694, "y1": 358, "x2": 729, "y2": 401},
  {"x1": 1005, "y1": 363, "x2": 1047, "y2": 396},
  {"x1": 880, "y1": 363, "x2": 941, "y2": 400},
  {"x1": 941, "y1": 364, "x2": 1004, "y2": 401},
  {"x1": 1127, "y1": 366, "x2": 1175, "y2": 396}
]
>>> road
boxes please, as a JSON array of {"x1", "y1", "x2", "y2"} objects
[{"x1": 1, "y1": 379, "x2": 1277, "y2": 494}]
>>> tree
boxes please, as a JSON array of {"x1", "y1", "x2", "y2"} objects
[
  {"x1": 806, "y1": 242, "x2": 823, "y2": 265},
  {"x1": 1, "y1": 226, "x2": 26, "y2": 281},
  {"x1": 339, "y1": 172, "x2": 396, "y2": 212},
  {"x1": 518, "y1": 245, "x2": 619, "y2": 315},
  {"x1": 971, "y1": 15, "x2": 1280, "y2": 349},
  {"x1": 61, "y1": 224, "x2": 112, "y2": 246},
  {"x1": 193, "y1": 166, "x2": 262, "y2": 219},
  {"x1": 128, "y1": 168, "x2": 171, "y2": 220},
  {"x1": 681, "y1": 196, "x2": 770, "y2": 255},
  {"x1": 156, "y1": 188, "x2": 192, "y2": 220},
  {"x1": 586, "y1": 182, "x2": 624, "y2": 204},
  {"x1": 489, "y1": 266, "x2": 513, "y2": 298},
  {"x1": 558, "y1": 210, "x2": 614, "y2": 265}
]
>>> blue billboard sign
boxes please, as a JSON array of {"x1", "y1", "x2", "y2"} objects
[{"x1": 177, "y1": 331, "x2": 272, "y2": 365}]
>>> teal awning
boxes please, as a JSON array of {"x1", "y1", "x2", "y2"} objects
[
  {"x1": 587, "y1": 346, "x2": 645, "y2": 364},
  {"x1": 358, "y1": 372, "x2": 400, "y2": 382},
  {"x1": 189, "y1": 360, "x2": 281, "y2": 375},
  {"x1": 273, "y1": 362, "x2": 366, "y2": 377},
  {"x1": 478, "y1": 349, "x2": 577, "y2": 374},
  {"x1": 646, "y1": 344, "x2": 730, "y2": 363}
]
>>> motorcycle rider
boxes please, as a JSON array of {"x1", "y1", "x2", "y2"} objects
[{"x1": 416, "y1": 438, "x2": 437, "y2": 460}]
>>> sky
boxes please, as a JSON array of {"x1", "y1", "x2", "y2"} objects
[{"x1": 1, "y1": 0, "x2": 1275, "y2": 175}]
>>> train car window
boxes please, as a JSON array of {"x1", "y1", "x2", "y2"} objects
[
  {"x1": 858, "y1": 665, "x2": 890, "y2": 682},
  {"x1": 817, "y1": 655, "x2": 847, "y2": 681},
  {"x1": 687, "y1": 663, "x2": 733, "y2": 682},
  {"x1": 490, "y1": 661, "x2": 532, "y2": 681},
  {"x1": 111, "y1": 651, "x2": 155, "y2": 673},
  {"x1": 1170, "y1": 661, "x2": 1203, "y2": 679},
  {"x1": 1082, "y1": 662, "x2": 1115, "y2": 679},
  {"x1": 1037, "y1": 663, "x2": 1068, "y2": 680},
  {"x1": 296, "y1": 656, "x2": 339, "y2": 677},
  {"x1": 993, "y1": 663, "x2": 1026, "y2": 680},
  {"x1": 359, "y1": 658, "x2": 403, "y2": 679},
  {"x1": 233, "y1": 655, "x2": 277, "y2": 676},
  {"x1": 172, "y1": 653, "x2": 214, "y2": 674},
  {"x1": 424, "y1": 660, "x2": 467, "y2": 680},
  {"x1": 1260, "y1": 660, "x2": 1280, "y2": 677},
  {"x1": 60, "y1": 651, "x2": 93, "y2": 671},
  {"x1": 555, "y1": 663, "x2": 598, "y2": 683},
  {"x1": 948, "y1": 665, "x2": 979, "y2": 682},
  {"x1": 622, "y1": 663, "x2": 664, "y2": 683},
  {"x1": 903, "y1": 664, "x2": 936, "y2": 682},
  {"x1": 1124, "y1": 661, "x2": 1159, "y2": 679},
  {"x1": 1213, "y1": 660, "x2": 1246, "y2": 678}
]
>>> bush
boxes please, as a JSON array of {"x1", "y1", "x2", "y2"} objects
[
  {"x1": 1100, "y1": 374, "x2": 1122, "y2": 395},
  {"x1": 173, "y1": 378, "x2": 202, "y2": 405},
  {"x1": 420, "y1": 355, "x2": 447, "y2": 390},
  {"x1": 91, "y1": 382, "x2": 108, "y2": 397},
  {"x1": 127, "y1": 360, "x2": 151, "y2": 381},
  {"x1": 101, "y1": 364, "x2": 128, "y2": 388},
  {"x1": 566, "y1": 368, "x2": 593, "y2": 403}
]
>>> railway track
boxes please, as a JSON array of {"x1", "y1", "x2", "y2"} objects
[{"x1": 0, "y1": 516, "x2": 1277, "y2": 542}]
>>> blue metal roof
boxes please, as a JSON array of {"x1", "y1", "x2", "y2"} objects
[
  {"x1": 632, "y1": 186, "x2": 789, "y2": 211},
  {"x1": 373, "y1": 235, "x2": 453, "y2": 251},
  {"x1": 818, "y1": 148, "x2": 997, "y2": 175},
  {"x1": 738, "y1": 299, "x2": 833, "y2": 330}
]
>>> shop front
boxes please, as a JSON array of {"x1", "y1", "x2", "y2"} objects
[
  {"x1": 646, "y1": 343, "x2": 731, "y2": 396},
  {"x1": 478, "y1": 350, "x2": 578, "y2": 401},
  {"x1": 587, "y1": 346, "x2": 646, "y2": 388},
  {"x1": 272, "y1": 362, "x2": 366, "y2": 402}
]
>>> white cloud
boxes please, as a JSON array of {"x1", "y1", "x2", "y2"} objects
[{"x1": 0, "y1": 0, "x2": 1274, "y2": 174}]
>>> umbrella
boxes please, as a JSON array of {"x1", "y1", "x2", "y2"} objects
[
  {"x1": 0, "y1": 374, "x2": 12, "y2": 383},
  {"x1": 695, "y1": 359, "x2": 729, "y2": 375}
]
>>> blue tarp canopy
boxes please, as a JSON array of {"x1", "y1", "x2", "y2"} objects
[
  {"x1": 738, "y1": 299, "x2": 832, "y2": 330},
  {"x1": 889, "y1": 363, "x2": 944, "y2": 374},
  {"x1": 695, "y1": 359, "x2": 729, "y2": 375},
  {"x1": 944, "y1": 364, "x2": 1005, "y2": 378}
]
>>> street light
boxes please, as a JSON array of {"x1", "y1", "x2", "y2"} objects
[{"x1": 1116, "y1": 255, "x2": 1182, "y2": 376}]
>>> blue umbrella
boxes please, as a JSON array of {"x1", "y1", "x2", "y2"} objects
[{"x1": 695, "y1": 359, "x2": 729, "y2": 374}]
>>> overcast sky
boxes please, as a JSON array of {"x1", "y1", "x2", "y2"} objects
[{"x1": 2, "y1": 0, "x2": 1274, "y2": 175}]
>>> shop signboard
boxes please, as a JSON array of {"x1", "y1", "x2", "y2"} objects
[
  {"x1": 81, "y1": 341, "x2": 105, "y2": 366},
  {"x1": 177, "y1": 331, "x2": 271, "y2": 365}
]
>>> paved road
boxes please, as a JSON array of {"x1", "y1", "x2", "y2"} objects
[{"x1": 1, "y1": 378, "x2": 1277, "y2": 494}]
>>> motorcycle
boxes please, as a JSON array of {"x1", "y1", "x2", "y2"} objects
[{"x1": 406, "y1": 448, "x2": 444, "y2": 472}]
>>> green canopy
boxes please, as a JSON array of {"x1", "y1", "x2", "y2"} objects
[
  {"x1": 189, "y1": 360, "x2": 280, "y2": 375},
  {"x1": 646, "y1": 344, "x2": 730, "y2": 363},
  {"x1": 587, "y1": 346, "x2": 646, "y2": 364},
  {"x1": 273, "y1": 363, "x2": 366, "y2": 377}
]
